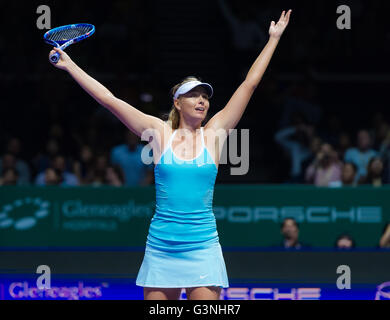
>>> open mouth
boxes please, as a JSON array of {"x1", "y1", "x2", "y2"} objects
[{"x1": 195, "y1": 107, "x2": 205, "y2": 112}]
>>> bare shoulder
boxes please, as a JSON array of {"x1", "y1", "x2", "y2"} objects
[{"x1": 146, "y1": 117, "x2": 174, "y2": 165}]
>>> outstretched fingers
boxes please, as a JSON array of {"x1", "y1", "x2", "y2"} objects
[
  {"x1": 278, "y1": 10, "x2": 285, "y2": 22},
  {"x1": 278, "y1": 9, "x2": 292, "y2": 24},
  {"x1": 285, "y1": 9, "x2": 292, "y2": 23}
]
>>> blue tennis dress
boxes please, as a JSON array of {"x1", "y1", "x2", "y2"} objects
[{"x1": 136, "y1": 127, "x2": 229, "y2": 288}]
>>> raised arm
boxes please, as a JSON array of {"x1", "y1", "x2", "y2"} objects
[
  {"x1": 49, "y1": 47, "x2": 165, "y2": 137},
  {"x1": 206, "y1": 10, "x2": 292, "y2": 132}
]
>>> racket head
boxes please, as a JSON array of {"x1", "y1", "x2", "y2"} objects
[{"x1": 44, "y1": 23, "x2": 95, "y2": 47}]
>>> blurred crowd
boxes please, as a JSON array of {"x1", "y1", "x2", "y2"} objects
[
  {"x1": 2, "y1": 111, "x2": 390, "y2": 187},
  {"x1": 1, "y1": 0, "x2": 390, "y2": 186},
  {"x1": 278, "y1": 218, "x2": 390, "y2": 250},
  {"x1": 0, "y1": 127, "x2": 154, "y2": 187},
  {"x1": 274, "y1": 111, "x2": 390, "y2": 187}
]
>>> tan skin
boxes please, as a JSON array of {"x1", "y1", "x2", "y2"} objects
[
  {"x1": 281, "y1": 219, "x2": 299, "y2": 248},
  {"x1": 49, "y1": 10, "x2": 292, "y2": 300},
  {"x1": 164, "y1": 87, "x2": 217, "y2": 166}
]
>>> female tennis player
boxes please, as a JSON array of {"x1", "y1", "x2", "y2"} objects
[{"x1": 49, "y1": 10, "x2": 291, "y2": 300}]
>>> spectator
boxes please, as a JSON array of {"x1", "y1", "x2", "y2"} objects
[
  {"x1": 301, "y1": 136, "x2": 322, "y2": 176},
  {"x1": 0, "y1": 153, "x2": 29, "y2": 185},
  {"x1": 0, "y1": 137, "x2": 31, "y2": 185},
  {"x1": 336, "y1": 132, "x2": 352, "y2": 160},
  {"x1": 280, "y1": 218, "x2": 308, "y2": 250},
  {"x1": 360, "y1": 157, "x2": 384, "y2": 187},
  {"x1": 335, "y1": 234, "x2": 356, "y2": 250},
  {"x1": 35, "y1": 155, "x2": 79, "y2": 186},
  {"x1": 32, "y1": 138, "x2": 61, "y2": 174},
  {"x1": 345, "y1": 130, "x2": 377, "y2": 183},
  {"x1": 110, "y1": 130, "x2": 154, "y2": 186},
  {"x1": 4, "y1": 137, "x2": 31, "y2": 184},
  {"x1": 371, "y1": 112, "x2": 388, "y2": 150},
  {"x1": 89, "y1": 154, "x2": 110, "y2": 186},
  {"x1": 0, "y1": 168, "x2": 19, "y2": 186},
  {"x1": 73, "y1": 144, "x2": 95, "y2": 185},
  {"x1": 375, "y1": 123, "x2": 390, "y2": 151},
  {"x1": 379, "y1": 128, "x2": 390, "y2": 184},
  {"x1": 379, "y1": 223, "x2": 390, "y2": 249},
  {"x1": 104, "y1": 165, "x2": 125, "y2": 187},
  {"x1": 340, "y1": 162, "x2": 358, "y2": 187},
  {"x1": 305, "y1": 143, "x2": 342, "y2": 187},
  {"x1": 274, "y1": 123, "x2": 315, "y2": 183},
  {"x1": 44, "y1": 168, "x2": 63, "y2": 186},
  {"x1": 48, "y1": 123, "x2": 66, "y2": 152}
]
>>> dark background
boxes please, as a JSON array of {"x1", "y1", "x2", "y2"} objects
[
  {"x1": 1, "y1": 1, "x2": 390, "y2": 301},
  {"x1": 1, "y1": 0, "x2": 389, "y2": 184}
]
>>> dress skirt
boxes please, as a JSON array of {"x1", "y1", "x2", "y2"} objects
[{"x1": 136, "y1": 241, "x2": 229, "y2": 288}]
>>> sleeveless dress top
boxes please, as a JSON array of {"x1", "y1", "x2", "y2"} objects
[
  {"x1": 146, "y1": 127, "x2": 219, "y2": 252},
  {"x1": 136, "y1": 127, "x2": 229, "y2": 288}
]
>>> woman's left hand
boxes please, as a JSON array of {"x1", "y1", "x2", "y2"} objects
[{"x1": 269, "y1": 10, "x2": 292, "y2": 39}]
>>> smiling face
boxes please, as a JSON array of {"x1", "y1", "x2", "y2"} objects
[{"x1": 174, "y1": 86, "x2": 210, "y2": 124}]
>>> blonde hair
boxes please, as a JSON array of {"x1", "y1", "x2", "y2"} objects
[{"x1": 167, "y1": 76, "x2": 201, "y2": 129}]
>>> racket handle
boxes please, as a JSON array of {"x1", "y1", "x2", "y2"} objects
[{"x1": 50, "y1": 52, "x2": 60, "y2": 63}]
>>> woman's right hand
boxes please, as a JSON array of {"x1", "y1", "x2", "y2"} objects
[{"x1": 49, "y1": 47, "x2": 73, "y2": 70}]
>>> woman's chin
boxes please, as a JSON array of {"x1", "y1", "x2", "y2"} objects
[{"x1": 193, "y1": 112, "x2": 206, "y2": 119}]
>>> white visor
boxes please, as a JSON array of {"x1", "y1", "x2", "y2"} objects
[{"x1": 173, "y1": 81, "x2": 213, "y2": 100}]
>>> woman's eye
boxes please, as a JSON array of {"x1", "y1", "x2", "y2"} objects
[{"x1": 185, "y1": 92, "x2": 208, "y2": 99}]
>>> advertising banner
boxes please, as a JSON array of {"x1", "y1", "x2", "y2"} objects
[{"x1": 0, "y1": 186, "x2": 388, "y2": 247}]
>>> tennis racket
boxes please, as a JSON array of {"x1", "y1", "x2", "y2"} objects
[{"x1": 44, "y1": 23, "x2": 95, "y2": 63}]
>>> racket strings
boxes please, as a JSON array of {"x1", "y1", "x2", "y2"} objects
[{"x1": 48, "y1": 26, "x2": 93, "y2": 41}]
